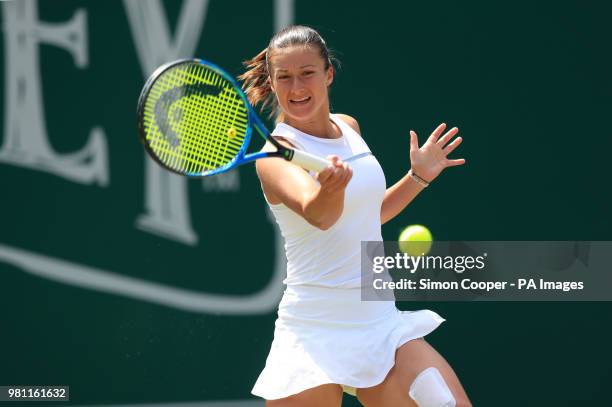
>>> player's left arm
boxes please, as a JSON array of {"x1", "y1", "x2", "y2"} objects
[{"x1": 380, "y1": 123, "x2": 465, "y2": 224}]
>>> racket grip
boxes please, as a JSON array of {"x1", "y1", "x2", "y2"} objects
[{"x1": 290, "y1": 149, "x2": 329, "y2": 172}]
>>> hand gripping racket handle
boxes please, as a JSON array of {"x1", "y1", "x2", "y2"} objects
[{"x1": 289, "y1": 149, "x2": 330, "y2": 173}]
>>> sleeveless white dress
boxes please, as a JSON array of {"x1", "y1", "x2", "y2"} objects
[{"x1": 251, "y1": 114, "x2": 445, "y2": 399}]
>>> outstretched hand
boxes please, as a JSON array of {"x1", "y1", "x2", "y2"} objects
[{"x1": 409, "y1": 123, "x2": 466, "y2": 182}]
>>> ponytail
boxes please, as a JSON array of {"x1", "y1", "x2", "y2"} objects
[{"x1": 238, "y1": 48, "x2": 276, "y2": 117}]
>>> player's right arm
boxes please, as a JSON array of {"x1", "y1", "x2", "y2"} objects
[{"x1": 256, "y1": 138, "x2": 352, "y2": 230}]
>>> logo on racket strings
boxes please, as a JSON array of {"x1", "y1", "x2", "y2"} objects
[{"x1": 155, "y1": 83, "x2": 224, "y2": 147}]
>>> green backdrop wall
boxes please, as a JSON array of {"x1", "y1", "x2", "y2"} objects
[{"x1": 1, "y1": 0, "x2": 610, "y2": 406}]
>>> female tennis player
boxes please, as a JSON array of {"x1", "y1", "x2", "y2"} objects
[{"x1": 240, "y1": 25, "x2": 471, "y2": 407}]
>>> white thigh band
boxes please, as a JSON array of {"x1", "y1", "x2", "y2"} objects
[{"x1": 408, "y1": 367, "x2": 456, "y2": 407}]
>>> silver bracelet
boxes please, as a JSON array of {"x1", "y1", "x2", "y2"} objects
[{"x1": 408, "y1": 169, "x2": 430, "y2": 188}]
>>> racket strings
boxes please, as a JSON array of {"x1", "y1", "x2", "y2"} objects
[
  {"x1": 142, "y1": 62, "x2": 249, "y2": 174},
  {"x1": 174, "y1": 66, "x2": 245, "y2": 171}
]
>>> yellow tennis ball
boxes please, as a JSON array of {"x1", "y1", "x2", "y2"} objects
[
  {"x1": 227, "y1": 127, "x2": 237, "y2": 138},
  {"x1": 399, "y1": 225, "x2": 433, "y2": 256}
]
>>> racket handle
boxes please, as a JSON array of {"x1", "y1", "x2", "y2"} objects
[{"x1": 290, "y1": 149, "x2": 329, "y2": 172}]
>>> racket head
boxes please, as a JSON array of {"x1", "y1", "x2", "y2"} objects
[{"x1": 137, "y1": 58, "x2": 258, "y2": 176}]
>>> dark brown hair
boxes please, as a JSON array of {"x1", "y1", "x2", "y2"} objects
[{"x1": 239, "y1": 25, "x2": 335, "y2": 119}]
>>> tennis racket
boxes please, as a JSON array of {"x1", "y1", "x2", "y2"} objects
[{"x1": 137, "y1": 58, "x2": 329, "y2": 176}]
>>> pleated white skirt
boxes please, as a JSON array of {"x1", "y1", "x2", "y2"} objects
[{"x1": 251, "y1": 284, "x2": 445, "y2": 400}]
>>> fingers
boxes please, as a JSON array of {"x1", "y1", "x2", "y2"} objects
[
  {"x1": 428, "y1": 123, "x2": 447, "y2": 143},
  {"x1": 446, "y1": 158, "x2": 466, "y2": 166},
  {"x1": 316, "y1": 155, "x2": 341, "y2": 182},
  {"x1": 316, "y1": 166, "x2": 334, "y2": 183},
  {"x1": 441, "y1": 134, "x2": 465, "y2": 167},
  {"x1": 317, "y1": 158, "x2": 353, "y2": 191},
  {"x1": 437, "y1": 127, "x2": 459, "y2": 147},
  {"x1": 325, "y1": 155, "x2": 340, "y2": 169},
  {"x1": 443, "y1": 136, "x2": 463, "y2": 155},
  {"x1": 409, "y1": 130, "x2": 419, "y2": 151},
  {"x1": 328, "y1": 161, "x2": 353, "y2": 189}
]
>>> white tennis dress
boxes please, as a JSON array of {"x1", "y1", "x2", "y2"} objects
[{"x1": 251, "y1": 114, "x2": 445, "y2": 399}]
